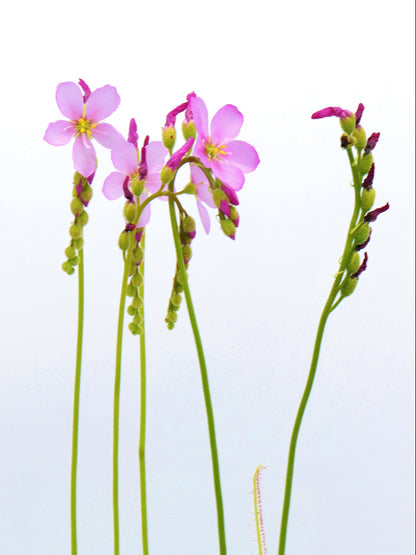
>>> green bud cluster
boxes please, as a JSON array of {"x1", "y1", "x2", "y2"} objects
[
  {"x1": 126, "y1": 264, "x2": 144, "y2": 335},
  {"x1": 165, "y1": 266, "x2": 185, "y2": 330},
  {"x1": 62, "y1": 174, "x2": 92, "y2": 275}
]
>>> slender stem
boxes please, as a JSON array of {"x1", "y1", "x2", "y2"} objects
[
  {"x1": 138, "y1": 234, "x2": 149, "y2": 555},
  {"x1": 70, "y1": 248, "x2": 84, "y2": 555},
  {"x1": 113, "y1": 250, "x2": 132, "y2": 555},
  {"x1": 168, "y1": 195, "x2": 227, "y2": 555},
  {"x1": 277, "y1": 148, "x2": 362, "y2": 554}
]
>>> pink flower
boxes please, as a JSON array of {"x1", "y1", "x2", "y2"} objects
[
  {"x1": 191, "y1": 96, "x2": 260, "y2": 191},
  {"x1": 44, "y1": 81, "x2": 125, "y2": 177},
  {"x1": 189, "y1": 165, "x2": 216, "y2": 234}
]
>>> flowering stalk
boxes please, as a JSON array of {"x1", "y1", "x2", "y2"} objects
[
  {"x1": 167, "y1": 179, "x2": 227, "y2": 555},
  {"x1": 253, "y1": 465, "x2": 268, "y2": 555},
  {"x1": 278, "y1": 105, "x2": 388, "y2": 554}
]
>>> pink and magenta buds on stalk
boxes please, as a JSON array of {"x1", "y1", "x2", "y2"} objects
[{"x1": 44, "y1": 80, "x2": 125, "y2": 177}]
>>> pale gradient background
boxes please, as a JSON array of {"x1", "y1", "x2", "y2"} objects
[{"x1": 0, "y1": 0, "x2": 414, "y2": 553}]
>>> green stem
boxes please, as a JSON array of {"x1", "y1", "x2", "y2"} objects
[
  {"x1": 277, "y1": 148, "x2": 362, "y2": 554},
  {"x1": 113, "y1": 249, "x2": 132, "y2": 555},
  {"x1": 70, "y1": 247, "x2": 84, "y2": 555},
  {"x1": 138, "y1": 234, "x2": 149, "y2": 555},
  {"x1": 168, "y1": 195, "x2": 227, "y2": 555}
]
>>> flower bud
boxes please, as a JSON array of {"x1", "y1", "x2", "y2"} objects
[
  {"x1": 361, "y1": 188, "x2": 376, "y2": 213},
  {"x1": 128, "y1": 322, "x2": 140, "y2": 335},
  {"x1": 340, "y1": 114, "x2": 356, "y2": 135},
  {"x1": 183, "y1": 182, "x2": 197, "y2": 195},
  {"x1": 171, "y1": 293, "x2": 182, "y2": 308},
  {"x1": 126, "y1": 283, "x2": 136, "y2": 297},
  {"x1": 131, "y1": 272, "x2": 143, "y2": 288},
  {"x1": 70, "y1": 198, "x2": 84, "y2": 215},
  {"x1": 358, "y1": 152, "x2": 374, "y2": 175},
  {"x1": 133, "y1": 313, "x2": 143, "y2": 326},
  {"x1": 127, "y1": 305, "x2": 138, "y2": 316},
  {"x1": 132, "y1": 246, "x2": 144, "y2": 265},
  {"x1": 73, "y1": 237, "x2": 84, "y2": 249},
  {"x1": 77, "y1": 211, "x2": 89, "y2": 227},
  {"x1": 182, "y1": 120, "x2": 196, "y2": 141},
  {"x1": 182, "y1": 215, "x2": 196, "y2": 235},
  {"x1": 131, "y1": 176, "x2": 145, "y2": 197},
  {"x1": 118, "y1": 231, "x2": 130, "y2": 251},
  {"x1": 69, "y1": 223, "x2": 82, "y2": 240},
  {"x1": 80, "y1": 184, "x2": 93, "y2": 204},
  {"x1": 62, "y1": 261, "x2": 75, "y2": 274},
  {"x1": 65, "y1": 246, "x2": 76, "y2": 259},
  {"x1": 212, "y1": 188, "x2": 227, "y2": 207},
  {"x1": 341, "y1": 277, "x2": 358, "y2": 297},
  {"x1": 182, "y1": 245, "x2": 192, "y2": 263},
  {"x1": 165, "y1": 311, "x2": 178, "y2": 324},
  {"x1": 352, "y1": 126, "x2": 367, "y2": 150},
  {"x1": 347, "y1": 251, "x2": 360, "y2": 274},
  {"x1": 354, "y1": 222, "x2": 370, "y2": 245},
  {"x1": 69, "y1": 256, "x2": 79, "y2": 266},
  {"x1": 132, "y1": 295, "x2": 143, "y2": 309},
  {"x1": 220, "y1": 219, "x2": 236, "y2": 239},
  {"x1": 160, "y1": 165, "x2": 174, "y2": 185},
  {"x1": 162, "y1": 126, "x2": 176, "y2": 151},
  {"x1": 123, "y1": 202, "x2": 137, "y2": 223},
  {"x1": 72, "y1": 171, "x2": 84, "y2": 185}
]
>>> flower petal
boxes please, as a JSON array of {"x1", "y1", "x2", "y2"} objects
[
  {"x1": 111, "y1": 142, "x2": 138, "y2": 175},
  {"x1": 225, "y1": 140, "x2": 260, "y2": 172},
  {"x1": 56, "y1": 82, "x2": 84, "y2": 120},
  {"x1": 73, "y1": 134, "x2": 96, "y2": 177},
  {"x1": 145, "y1": 141, "x2": 168, "y2": 173},
  {"x1": 85, "y1": 85, "x2": 121, "y2": 122},
  {"x1": 137, "y1": 198, "x2": 151, "y2": 227},
  {"x1": 212, "y1": 161, "x2": 245, "y2": 191},
  {"x1": 211, "y1": 104, "x2": 243, "y2": 144},
  {"x1": 102, "y1": 172, "x2": 125, "y2": 200},
  {"x1": 93, "y1": 123, "x2": 126, "y2": 149},
  {"x1": 190, "y1": 166, "x2": 216, "y2": 208},
  {"x1": 44, "y1": 120, "x2": 75, "y2": 145},
  {"x1": 197, "y1": 200, "x2": 211, "y2": 234},
  {"x1": 190, "y1": 96, "x2": 209, "y2": 140},
  {"x1": 144, "y1": 173, "x2": 163, "y2": 194}
]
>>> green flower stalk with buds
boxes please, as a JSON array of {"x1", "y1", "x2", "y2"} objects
[{"x1": 277, "y1": 103, "x2": 389, "y2": 555}]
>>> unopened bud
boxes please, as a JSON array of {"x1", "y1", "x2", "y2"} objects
[
  {"x1": 182, "y1": 215, "x2": 196, "y2": 235},
  {"x1": 126, "y1": 283, "x2": 136, "y2": 297},
  {"x1": 182, "y1": 120, "x2": 196, "y2": 141},
  {"x1": 212, "y1": 188, "x2": 227, "y2": 207},
  {"x1": 77, "y1": 211, "x2": 89, "y2": 227},
  {"x1": 70, "y1": 198, "x2": 84, "y2": 215},
  {"x1": 182, "y1": 245, "x2": 192, "y2": 262},
  {"x1": 123, "y1": 202, "x2": 137, "y2": 223},
  {"x1": 65, "y1": 246, "x2": 76, "y2": 259},
  {"x1": 80, "y1": 184, "x2": 93, "y2": 204},
  {"x1": 69, "y1": 223, "x2": 82, "y2": 240},
  {"x1": 352, "y1": 126, "x2": 367, "y2": 150},
  {"x1": 361, "y1": 188, "x2": 376, "y2": 213},
  {"x1": 347, "y1": 251, "x2": 360, "y2": 274},
  {"x1": 69, "y1": 256, "x2": 79, "y2": 266},
  {"x1": 358, "y1": 152, "x2": 374, "y2": 175},
  {"x1": 128, "y1": 322, "x2": 140, "y2": 335},
  {"x1": 220, "y1": 219, "x2": 236, "y2": 239},
  {"x1": 341, "y1": 277, "x2": 358, "y2": 297},
  {"x1": 131, "y1": 176, "x2": 145, "y2": 197},
  {"x1": 62, "y1": 261, "x2": 75, "y2": 274},
  {"x1": 354, "y1": 222, "x2": 370, "y2": 245},
  {"x1": 131, "y1": 272, "x2": 143, "y2": 288},
  {"x1": 165, "y1": 311, "x2": 178, "y2": 324},
  {"x1": 127, "y1": 305, "x2": 138, "y2": 316},
  {"x1": 132, "y1": 295, "x2": 143, "y2": 309},
  {"x1": 72, "y1": 171, "x2": 83, "y2": 185},
  {"x1": 340, "y1": 114, "x2": 356, "y2": 135},
  {"x1": 73, "y1": 237, "x2": 84, "y2": 249},
  {"x1": 171, "y1": 294, "x2": 182, "y2": 308},
  {"x1": 132, "y1": 246, "x2": 144, "y2": 265},
  {"x1": 162, "y1": 126, "x2": 176, "y2": 151},
  {"x1": 118, "y1": 231, "x2": 130, "y2": 251}
]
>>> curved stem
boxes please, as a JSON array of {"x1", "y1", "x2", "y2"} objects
[
  {"x1": 277, "y1": 148, "x2": 362, "y2": 554},
  {"x1": 138, "y1": 234, "x2": 149, "y2": 555},
  {"x1": 70, "y1": 248, "x2": 84, "y2": 555},
  {"x1": 113, "y1": 250, "x2": 132, "y2": 555},
  {"x1": 168, "y1": 195, "x2": 227, "y2": 555}
]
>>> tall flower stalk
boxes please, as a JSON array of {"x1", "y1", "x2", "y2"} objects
[{"x1": 277, "y1": 104, "x2": 389, "y2": 554}]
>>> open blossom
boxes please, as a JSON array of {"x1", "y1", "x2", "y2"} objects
[
  {"x1": 44, "y1": 81, "x2": 125, "y2": 177},
  {"x1": 191, "y1": 96, "x2": 260, "y2": 191},
  {"x1": 189, "y1": 165, "x2": 216, "y2": 234}
]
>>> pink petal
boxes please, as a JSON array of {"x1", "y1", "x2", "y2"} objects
[
  {"x1": 225, "y1": 140, "x2": 260, "y2": 172},
  {"x1": 73, "y1": 134, "x2": 96, "y2": 177},
  {"x1": 93, "y1": 123, "x2": 125, "y2": 149},
  {"x1": 111, "y1": 142, "x2": 138, "y2": 175},
  {"x1": 190, "y1": 166, "x2": 216, "y2": 208},
  {"x1": 145, "y1": 141, "x2": 168, "y2": 173},
  {"x1": 193, "y1": 138, "x2": 211, "y2": 168},
  {"x1": 44, "y1": 120, "x2": 75, "y2": 145},
  {"x1": 212, "y1": 162, "x2": 245, "y2": 191},
  {"x1": 56, "y1": 82, "x2": 84, "y2": 120},
  {"x1": 197, "y1": 200, "x2": 211, "y2": 234},
  {"x1": 102, "y1": 172, "x2": 125, "y2": 200},
  {"x1": 144, "y1": 173, "x2": 162, "y2": 194},
  {"x1": 137, "y1": 200, "x2": 151, "y2": 227},
  {"x1": 211, "y1": 104, "x2": 243, "y2": 144},
  {"x1": 85, "y1": 85, "x2": 120, "y2": 122},
  {"x1": 190, "y1": 96, "x2": 209, "y2": 140}
]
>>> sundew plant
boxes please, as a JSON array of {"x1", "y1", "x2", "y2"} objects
[{"x1": 44, "y1": 80, "x2": 388, "y2": 555}]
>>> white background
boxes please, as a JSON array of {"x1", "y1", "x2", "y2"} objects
[{"x1": 0, "y1": 0, "x2": 414, "y2": 553}]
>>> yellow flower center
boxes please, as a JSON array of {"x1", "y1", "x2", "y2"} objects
[
  {"x1": 205, "y1": 139, "x2": 226, "y2": 160},
  {"x1": 75, "y1": 117, "x2": 97, "y2": 138}
]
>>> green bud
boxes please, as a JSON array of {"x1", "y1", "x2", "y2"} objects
[
  {"x1": 77, "y1": 211, "x2": 89, "y2": 227},
  {"x1": 131, "y1": 176, "x2": 145, "y2": 197},
  {"x1": 354, "y1": 222, "x2": 370, "y2": 245},
  {"x1": 126, "y1": 283, "x2": 136, "y2": 297},
  {"x1": 132, "y1": 246, "x2": 144, "y2": 265},
  {"x1": 72, "y1": 172, "x2": 84, "y2": 185},
  {"x1": 131, "y1": 271, "x2": 143, "y2": 288},
  {"x1": 182, "y1": 245, "x2": 192, "y2": 262},
  {"x1": 69, "y1": 223, "x2": 82, "y2": 240},
  {"x1": 182, "y1": 215, "x2": 195, "y2": 234},
  {"x1": 65, "y1": 246, "x2": 76, "y2": 259},
  {"x1": 128, "y1": 322, "x2": 140, "y2": 335},
  {"x1": 229, "y1": 205, "x2": 239, "y2": 222},
  {"x1": 69, "y1": 256, "x2": 79, "y2": 266},
  {"x1": 123, "y1": 202, "x2": 137, "y2": 223},
  {"x1": 160, "y1": 165, "x2": 174, "y2": 185},
  {"x1": 183, "y1": 182, "x2": 197, "y2": 195},
  {"x1": 73, "y1": 237, "x2": 84, "y2": 249},
  {"x1": 62, "y1": 261, "x2": 75, "y2": 274},
  {"x1": 162, "y1": 126, "x2": 176, "y2": 150},
  {"x1": 171, "y1": 293, "x2": 182, "y2": 308},
  {"x1": 358, "y1": 152, "x2": 374, "y2": 175},
  {"x1": 340, "y1": 114, "x2": 356, "y2": 135},
  {"x1": 70, "y1": 198, "x2": 84, "y2": 215},
  {"x1": 347, "y1": 251, "x2": 360, "y2": 274},
  {"x1": 352, "y1": 126, "x2": 367, "y2": 150},
  {"x1": 167, "y1": 322, "x2": 175, "y2": 330},
  {"x1": 127, "y1": 305, "x2": 138, "y2": 316},
  {"x1": 182, "y1": 120, "x2": 196, "y2": 141},
  {"x1": 212, "y1": 188, "x2": 226, "y2": 207},
  {"x1": 118, "y1": 231, "x2": 130, "y2": 251},
  {"x1": 220, "y1": 219, "x2": 236, "y2": 238},
  {"x1": 361, "y1": 187, "x2": 376, "y2": 213},
  {"x1": 80, "y1": 185, "x2": 93, "y2": 204},
  {"x1": 341, "y1": 277, "x2": 358, "y2": 297},
  {"x1": 132, "y1": 295, "x2": 143, "y2": 309},
  {"x1": 165, "y1": 311, "x2": 178, "y2": 324},
  {"x1": 133, "y1": 313, "x2": 143, "y2": 326}
]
